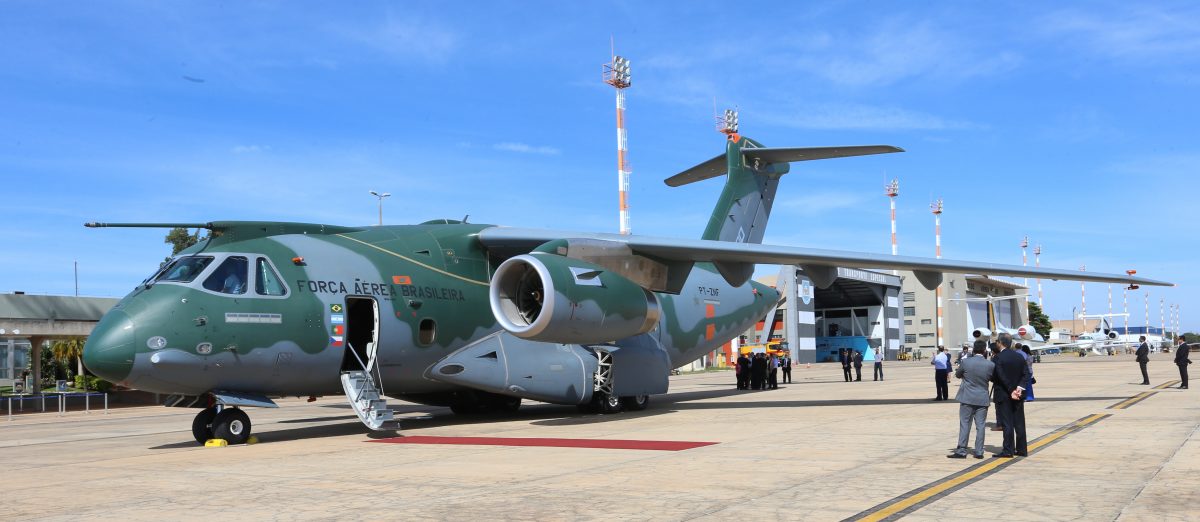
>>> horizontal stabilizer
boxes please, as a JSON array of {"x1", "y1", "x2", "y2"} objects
[{"x1": 664, "y1": 145, "x2": 904, "y2": 187}]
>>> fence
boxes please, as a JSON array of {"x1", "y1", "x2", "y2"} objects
[{"x1": 6, "y1": 392, "x2": 108, "y2": 420}]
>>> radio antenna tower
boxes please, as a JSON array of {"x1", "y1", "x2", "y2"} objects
[
  {"x1": 1123, "y1": 272, "x2": 1131, "y2": 335},
  {"x1": 931, "y1": 198, "x2": 944, "y2": 346},
  {"x1": 1080, "y1": 265, "x2": 1087, "y2": 317},
  {"x1": 1034, "y1": 244, "x2": 1043, "y2": 307},
  {"x1": 1020, "y1": 236, "x2": 1029, "y2": 294},
  {"x1": 885, "y1": 179, "x2": 899, "y2": 259},
  {"x1": 603, "y1": 50, "x2": 632, "y2": 235}
]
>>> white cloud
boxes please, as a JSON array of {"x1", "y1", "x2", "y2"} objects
[
  {"x1": 777, "y1": 191, "x2": 867, "y2": 216},
  {"x1": 756, "y1": 103, "x2": 978, "y2": 131},
  {"x1": 231, "y1": 144, "x2": 269, "y2": 154},
  {"x1": 493, "y1": 142, "x2": 560, "y2": 155},
  {"x1": 1038, "y1": 5, "x2": 1200, "y2": 62},
  {"x1": 335, "y1": 14, "x2": 458, "y2": 62}
]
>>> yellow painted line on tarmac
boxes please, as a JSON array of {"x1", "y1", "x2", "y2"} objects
[
  {"x1": 847, "y1": 413, "x2": 1110, "y2": 522},
  {"x1": 851, "y1": 382, "x2": 1175, "y2": 521},
  {"x1": 1109, "y1": 391, "x2": 1156, "y2": 410}
]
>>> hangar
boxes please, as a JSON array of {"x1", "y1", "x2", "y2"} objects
[{"x1": 738, "y1": 266, "x2": 903, "y2": 364}]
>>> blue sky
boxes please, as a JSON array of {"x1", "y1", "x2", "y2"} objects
[{"x1": 1, "y1": 1, "x2": 1196, "y2": 331}]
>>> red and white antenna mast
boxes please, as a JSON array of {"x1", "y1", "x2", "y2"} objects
[
  {"x1": 1160, "y1": 297, "x2": 1165, "y2": 338},
  {"x1": 885, "y1": 179, "x2": 899, "y2": 258},
  {"x1": 1144, "y1": 291, "x2": 1150, "y2": 330},
  {"x1": 931, "y1": 198, "x2": 944, "y2": 346},
  {"x1": 1034, "y1": 244, "x2": 1043, "y2": 307},
  {"x1": 603, "y1": 51, "x2": 632, "y2": 235},
  {"x1": 1020, "y1": 236, "x2": 1029, "y2": 294},
  {"x1": 1123, "y1": 271, "x2": 1132, "y2": 335},
  {"x1": 1080, "y1": 265, "x2": 1087, "y2": 317}
]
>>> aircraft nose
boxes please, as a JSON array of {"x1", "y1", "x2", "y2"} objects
[{"x1": 83, "y1": 309, "x2": 136, "y2": 384}]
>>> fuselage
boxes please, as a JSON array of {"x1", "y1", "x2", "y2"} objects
[{"x1": 83, "y1": 221, "x2": 777, "y2": 404}]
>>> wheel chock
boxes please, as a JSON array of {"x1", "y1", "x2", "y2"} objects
[
  {"x1": 246, "y1": 436, "x2": 259, "y2": 445},
  {"x1": 204, "y1": 438, "x2": 229, "y2": 447}
]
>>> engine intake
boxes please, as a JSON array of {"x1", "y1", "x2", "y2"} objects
[{"x1": 490, "y1": 253, "x2": 660, "y2": 345}]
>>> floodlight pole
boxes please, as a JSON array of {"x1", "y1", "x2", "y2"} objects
[
  {"x1": 369, "y1": 190, "x2": 391, "y2": 226},
  {"x1": 604, "y1": 53, "x2": 632, "y2": 235}
]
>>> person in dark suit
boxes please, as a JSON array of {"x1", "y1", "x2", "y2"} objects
[
  {"x1": 780, "y1": 354, "x2": 792, "y2": 384},
  {"x1": 991, "y1": 333, "x2": 1031, "y2": 458},
  {"x1": 736, "y1": 353, "x2": 751, "y2": 390},
  {"x1": 840, "y1": 349, "x2": 852, "y2": 382},
  {"x1": 751, "y1": 353, "x2": 767, "y2": 390},
  {"x1": 852, "y1": 349, "x2": 864, "y2": 381},
  {"x1": 1175, "y1": 337, "x2": 1191, "y2": 389},
  {"x1": 1136, "y1": 336, "x2": 1150, "y2": 385}
]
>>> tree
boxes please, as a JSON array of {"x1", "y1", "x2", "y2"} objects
[
  {"x1": 51, "y1": 337, "x2": 87, "y2": 379},
  {"x1": 1027, "y1": 301, "x2": 1053, "y2": 340},
  {"x1": 1184, "y1": 332, "x2": 1200, "y2": 344},
  {"x1": 165, "y1": 227, "x2": 208, "y2": 256}
]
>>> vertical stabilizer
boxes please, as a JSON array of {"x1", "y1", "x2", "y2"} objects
[{"x1": 663, "y1": 137, "x2": 903, "y2": 286}]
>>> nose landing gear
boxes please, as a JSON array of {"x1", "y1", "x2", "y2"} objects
[{"x1": 191, "y1": 406, "x2": 253, "y2": 445}]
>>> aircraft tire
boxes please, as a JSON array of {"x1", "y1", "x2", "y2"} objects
[
  {"x1": 494, "y1": 395, "x2": 521, "y2": 413},
  {"x1": 599, "y1": 392, "x2": 623, "y2": 414},
  {"x1": 191, "y1": 407, "x2": 218, "y2": 444},
  {"x1": 620, "y1": 395, "x2": 649, "y2": 411},
  {"x1": 211, "y1": 408, "x2": 252, "y2": 445}
]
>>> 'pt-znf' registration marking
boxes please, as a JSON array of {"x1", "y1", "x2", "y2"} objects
[{"x1": 698, "y1": 286, "x2": 720, "y2": 297}]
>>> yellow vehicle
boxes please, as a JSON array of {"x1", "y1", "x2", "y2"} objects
[{"x1": 739, "y1": 340, "x2": 788, "y2": 357}]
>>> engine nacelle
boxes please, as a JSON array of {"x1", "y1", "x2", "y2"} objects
[
  {"x1": 490, "y1": 253, "x2": 661, "y2": 345},
  {"x1": 1106, "y1": 330, "x2": 1119, "y2": 340},
  {"x1": 972, "y1": 327, "x2": 993, "y2": 340},
  {"x1": 1015, "y1": 325, "x2": 1037, "y2": 340}
]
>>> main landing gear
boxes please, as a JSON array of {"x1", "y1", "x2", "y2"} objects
[{"x1": 192, "y1": 406, "x2": 253, "y2": 445}]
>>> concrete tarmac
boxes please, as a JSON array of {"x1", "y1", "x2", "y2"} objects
[{"x1": 2, "y1": 352, "x2": 1195, "y2": 521}]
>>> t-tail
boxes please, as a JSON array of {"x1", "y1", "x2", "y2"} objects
[{"x1": 665, "y1": 134, "x2": 904, "y2": 285}]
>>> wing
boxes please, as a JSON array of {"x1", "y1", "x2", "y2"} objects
[{"x1": 477, "y1": 227, "x2": 1171, "y2": 291}]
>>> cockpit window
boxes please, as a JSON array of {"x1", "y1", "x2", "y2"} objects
[
  {"x1": 155, "y1": 256, "x2": 214, "y2": 283},
  {"x1": 203, "y1": 256, "x2": 249, "y2": 295},
  {"x1": 255, "y1": 257, "x2": 287, "y2": 296}
]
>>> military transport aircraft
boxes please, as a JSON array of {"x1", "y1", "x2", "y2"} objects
[{"x1": 82, "y1": 132, "x2": 1170, "y2": 445}]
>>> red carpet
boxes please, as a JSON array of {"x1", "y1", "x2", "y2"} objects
[{"x1": 368, "y1": 435, "x2": 717, "y2": 451}]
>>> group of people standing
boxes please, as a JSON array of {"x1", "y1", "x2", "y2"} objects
[
  {"x1": 735, "y1": 353, "x2": 791, "y2": 390},
  {"x1": 948, "y1": 333, "x2": 1035, "y2": 459},
  {"x1": 839, "y1": 347, "x2": 885, "y2": 382}
]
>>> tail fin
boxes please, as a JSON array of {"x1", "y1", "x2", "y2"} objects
[{"x1": 665, "y1": 136, "x2": 902, "y2": 285}]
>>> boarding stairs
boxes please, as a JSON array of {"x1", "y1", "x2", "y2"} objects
[{"x1": 340, "y1": 342, "x2": 398, "y2": 431}]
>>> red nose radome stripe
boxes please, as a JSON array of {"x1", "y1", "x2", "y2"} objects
[{"x1": 368, "y1": 436, "x2": 717, "y2": 451}]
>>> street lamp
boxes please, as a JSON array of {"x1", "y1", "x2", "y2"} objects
[{"x1": 369, "y1": 190, "x2": 391, "y2": 226}]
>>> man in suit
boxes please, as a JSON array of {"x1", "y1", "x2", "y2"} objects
[
  {"x1": 1175, "y1": 337, "x2": 1191, "y2": 389},
  {"x1": 992, "y1": 333, "x2": 1032, "y2": 458},
  {"x1": 780, "y1": 354, "x2": 792, "y2": 384},
  {"x1": 840, "y1": 349, "x2": 852, "y2": 382},
  {"x1": 852, "y1": 349, "x2": 864, "y2": 381},
  {"x1": 949, "y1": 343, "x2": 994, "y2": 459},
  {"x1": 932, "y1": 346, "x2": 950, "y2": 400},
  {"x1": 1136, "y1": 336, "x2": 1150, "y2": 385}
]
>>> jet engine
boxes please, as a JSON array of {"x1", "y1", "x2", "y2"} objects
[
  {"x1": 1105, "y1": 330, "x2": 1119, "y2": 340},
  {"x1": 1015, "y1": 325, "x2": 1038, "y2": 340},
  {"x1": 971, "y1": 327, "x2": 992, "y2": 341},
  {"x1": 489, "y1": 253, "x2": 661, "y2": 345}
]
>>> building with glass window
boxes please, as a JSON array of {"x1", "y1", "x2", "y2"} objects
[
  {"x1": 899, "y1": 273, "x2": 1030, "y2": 357},
  {"x1": 0, "y1": 293, "x2": 119, "y2": 390}
]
